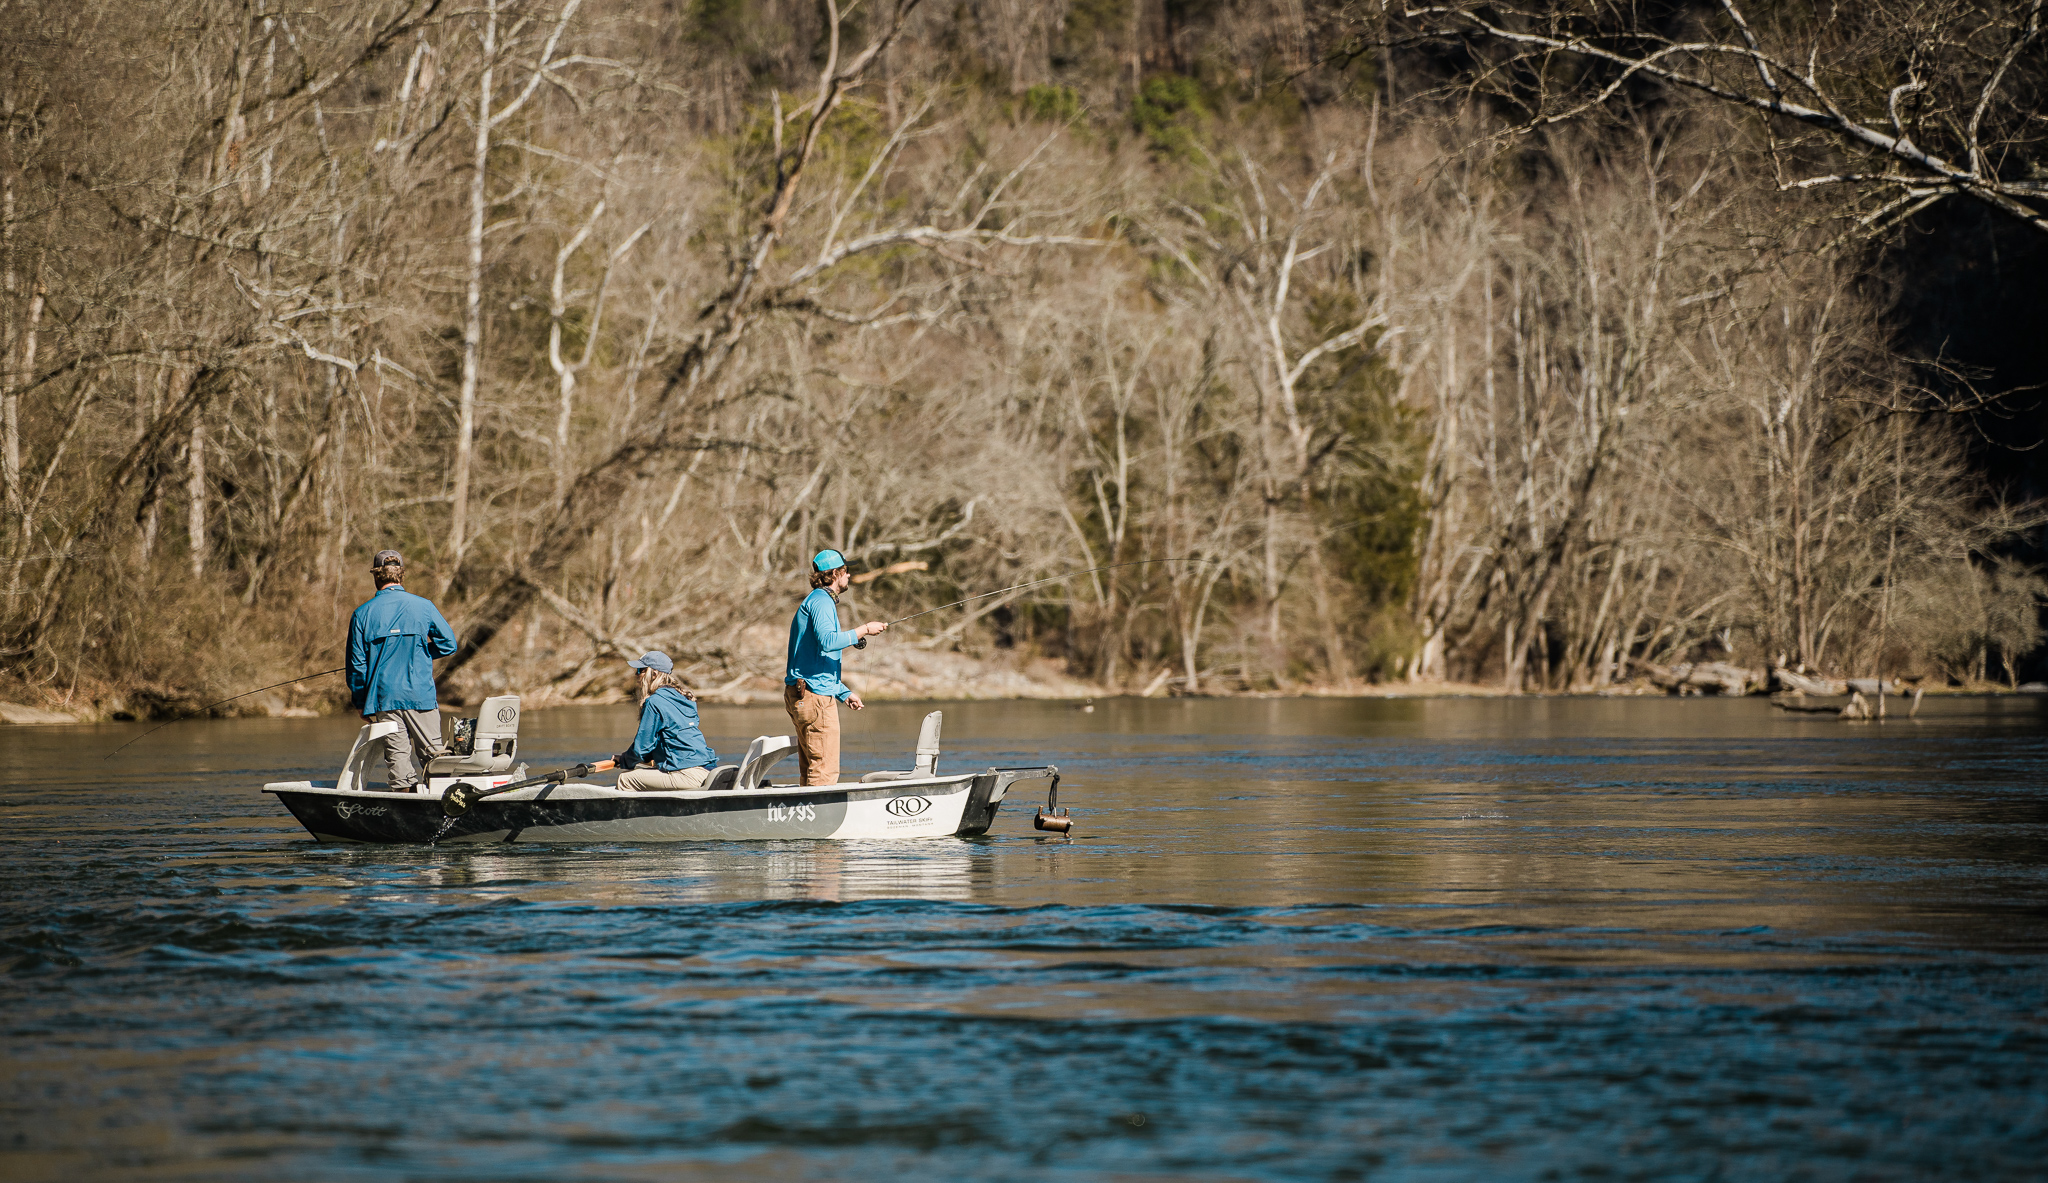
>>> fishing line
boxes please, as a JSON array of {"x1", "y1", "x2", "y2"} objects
[
  {"x1": 101, "y1": 667, "x2": 347, "y2": 760},
  {"x1": 882, "y1": 558, "x2": 1214, "y2": 628}
]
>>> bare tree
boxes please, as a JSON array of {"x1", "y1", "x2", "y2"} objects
[
  {"x1": 446, "y1": 0, "x2": 586, "y2": 580},
  {"x1": 435, "y1": 0, "x2": 1109, "y2": 682},
  {"x1": 1400, "y1": 0, "x2": 2048, "y2": 236}
]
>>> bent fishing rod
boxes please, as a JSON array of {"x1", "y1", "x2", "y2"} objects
[
  {"x1": 102, "y1": 667, "x2": 347, "y2": 760},
  {"x1": 855, "y1": 557, "x2": 1213, "y2": 646}
]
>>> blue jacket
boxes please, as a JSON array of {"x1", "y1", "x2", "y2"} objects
[
  {"x1": 347, "y1": 586, "x2": 458, "y2": 714},
  {"x1": 620, "y1": 687, "x2": 718, "y2": 772},
  {"x1": 785, "y1": 587, "x2": 859, "y2": 700}
]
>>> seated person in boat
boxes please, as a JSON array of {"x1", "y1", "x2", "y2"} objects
[
  {"x1": 783, "y1": 549, "x2": 888, "y2": 786},
  {"x1": 346, "y1": 548, "x2": 458, "y2": 793},
  {"x1": 613, "y1": 651, "x2": 719, "y2": 791}
]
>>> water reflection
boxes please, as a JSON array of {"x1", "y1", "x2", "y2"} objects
[{"x1": 319, "y1": 842, "x2": 993, "y2": 907}]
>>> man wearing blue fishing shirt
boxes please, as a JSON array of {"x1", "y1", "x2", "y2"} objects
[
  {"x1": 784, "y1": 549, "x2": 888, "y2": 785},
  {"x1": 611, "y1": 650, "x2": 720, "y2": 791},
  {"x1": 346, "y1": 549, "x2": 458, "y2": 793}
]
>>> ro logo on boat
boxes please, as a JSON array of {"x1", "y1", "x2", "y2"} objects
[{"x1": 884, "y1": 796, "x2": 931, "y2": 817}]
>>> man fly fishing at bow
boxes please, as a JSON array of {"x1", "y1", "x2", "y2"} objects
[
  {"x1": 784, "y1": 549, "x2": 889, "y2": 786},
  {"x1": 346, "y1": 549, "x2": 458, "y2": 793}
]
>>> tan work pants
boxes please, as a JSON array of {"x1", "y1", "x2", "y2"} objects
[
  {"x1": 370, "y1": 707, "x2": 445, "y2": 792},
  {"x1": 783, "y1": 683, "x2": 840, "y2": 786},
  {"x1": 616, "y1": 764, "x2": 712, "y2": 792}
]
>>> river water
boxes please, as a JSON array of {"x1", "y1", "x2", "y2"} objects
[{"x1": 4, "y1": 695, "x2": 2046, "y2": 1180}]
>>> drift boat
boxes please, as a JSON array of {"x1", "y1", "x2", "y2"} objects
[{"x1": 263, "y1": 695, "x2": 1064, "y2": 845}]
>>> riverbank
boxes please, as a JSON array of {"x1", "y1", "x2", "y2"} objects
[
  {"x1": 0, "y1": 646, "x2": 1513, "y2": 724},
  {"x1": 5, "y1": 639, "x2": 2037, "y2": 725}
]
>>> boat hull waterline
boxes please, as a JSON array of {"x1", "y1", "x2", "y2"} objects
[{"x1": 265, "y1": 769, "x2": 1049, "y2": 844}]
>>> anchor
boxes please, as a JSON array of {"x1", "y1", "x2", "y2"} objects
[{"x1": 1033, "y1": 771, "x2": 1073, "y2": 834}]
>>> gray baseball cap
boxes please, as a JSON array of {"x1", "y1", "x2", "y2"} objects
[
  {"x1": 627, "y1": 650, "x2": 674, "y2": 673},
  {"x1": 371, "y1": 549, "x2": 404, "y2": 569}
]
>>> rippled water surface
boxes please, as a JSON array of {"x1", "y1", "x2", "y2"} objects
[{"x1": 5, "y1": 695, "x2": 2047, "y2": 1181}]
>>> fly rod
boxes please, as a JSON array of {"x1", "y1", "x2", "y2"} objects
[
  {"x1": 102, "y1": 667, "x2": 347, "y2": 760},
  {"x1": 856, "y1": 557, "x2": 1213, "y2": 645}
]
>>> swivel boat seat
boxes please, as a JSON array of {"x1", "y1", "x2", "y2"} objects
[
  {"x1": 696, "y1": 735, "x2": 793, "y2": 793},
  {"x1": 860, "y1": 711, "x2": 942, "y2": 782},
  {"x1": 427, "y1": 694, "x2": 523, "y2": 783}
]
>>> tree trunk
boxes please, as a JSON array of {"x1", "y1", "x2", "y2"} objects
[
  {"x1": 185, "y1": 423, "x2": 206, "y2": 577},
  {"x1": 2, "y1": 106, "x2": 16, "y2": 519},
  {"x1": 1266, "y1": 508, "x2": 1285, "y2": 683},
  {"x1": 1310, "y1": 545, "x2": 1348, "y2": 685},
  {"x1": 446, "y1": 0, "x2": 497, "y2": 580}
]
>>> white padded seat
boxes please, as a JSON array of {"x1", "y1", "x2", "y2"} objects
[{"x1": 858, "y1": 711, "x2": 942, "y2": 783}]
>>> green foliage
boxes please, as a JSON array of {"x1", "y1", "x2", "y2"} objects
[
  {"x1": 1301, "y1": 291, "x2": 1426, "y2": 629},
  {"x1": 721, "y1": 95, "x2": 891, "y2": 219},
  {"x1": 1131, "y1": 75, "x2": 1211, "y2": 159},
  {"x1": 1022, "y1": 84, "x2": 1082, "y2": 124}
]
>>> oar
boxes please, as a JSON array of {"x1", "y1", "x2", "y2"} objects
[{"x1": 441, "y1": 759, "x2": 616, "y2": 817}]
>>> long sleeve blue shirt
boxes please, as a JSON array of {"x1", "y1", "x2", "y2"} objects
[
  {"x1": 620, "y1": 687, "x2": 718, "y2": 772},
  {"x1": 785, "y1": 587, "x2": 859, "y2": 700},
  {"x1": 347, "y1": 586, "x2": 458, "y2": 714}
]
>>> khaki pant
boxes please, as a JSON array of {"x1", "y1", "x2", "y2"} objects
[
  {"x1": 617, "y1": 764, "x2": 712, "y2": 792},
  {"x1": 783, "y1": 682, "x2": 840, "y2": 786},
  {"x1": 370, "y1": 707, "x2": 444, "y2": 792}
]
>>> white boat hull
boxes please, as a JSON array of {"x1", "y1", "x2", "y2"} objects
[{"x1": 263, "y1": 768, "x2": 1055, "y2": 844}]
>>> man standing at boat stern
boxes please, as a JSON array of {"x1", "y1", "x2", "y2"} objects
[
  {"x1": 347, "y1": 549, "x2": 458, "y2": 792},
  {"x1": 784, "y1": 550, "x2": 888, "y2": 785}
]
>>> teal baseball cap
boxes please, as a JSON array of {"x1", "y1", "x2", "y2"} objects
[{"x1": 812, "y1": 549, "x2": 847, "y2": 572}]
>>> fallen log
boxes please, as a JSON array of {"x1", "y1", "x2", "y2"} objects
[
  {"x1": 1770, "y1": 686, "x2": 1923, "y2": 718},
  {"x1": 1629, "y1": 657, "x2": 1765, "y2": 696},
  {"x1": 1689, "y1": 661, "x2": 1765, "y2": 696},
  {"x1": 1772, "y1": 667, "x2": 1847, "y2": 696}
]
